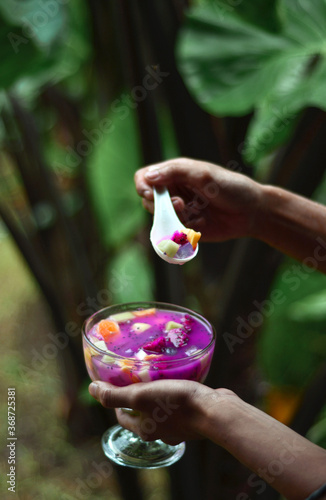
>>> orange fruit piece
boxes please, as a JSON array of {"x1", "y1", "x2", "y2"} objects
[
  {"x1": 98, "y1": 319, "x2": 120, "y2": 341},
  {"x1": 185, "y1": 228, "x2": 201, "y2": 250},
  {"x1": 133, "y1": 308, "x2": 156, "y2": 317},
  {"x1": 118, "y1": 360, "x2": 141, "y2": 383}
]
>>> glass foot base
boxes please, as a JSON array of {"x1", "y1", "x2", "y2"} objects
[{"x1": 102, "y1": 425, "x2": 185, "y2": 469}]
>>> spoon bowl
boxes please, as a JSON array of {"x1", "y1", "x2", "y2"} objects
[{"x1": 150, "y1": 187, "x2": 199, "y2": 265}]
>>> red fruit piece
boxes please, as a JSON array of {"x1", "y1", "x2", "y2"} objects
[
  {"x1": 172, "y1": 231, "x2": 188, "y2": 246},
  {"x1": 143, "y1": 336, "x2": 167, "y2": 353},
  {"x1": 181, "y1": 314, "x2": 194, "y2": 331}
]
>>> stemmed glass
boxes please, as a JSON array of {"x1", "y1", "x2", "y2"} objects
[{"x1": 82, "y1": 301, "x2": 216, "y2": 469}]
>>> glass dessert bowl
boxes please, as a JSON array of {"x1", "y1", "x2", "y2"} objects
[{"x1": 82, "y1": 301, "x2": 216, "y2": 469}]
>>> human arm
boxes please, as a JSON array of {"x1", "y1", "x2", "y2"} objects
[
  {"x1": 134, "y1": 158, "x2": 326, "y2": 272},
  {"x1": 89, "y1": 379, "x2": 326, "y2": 500}
]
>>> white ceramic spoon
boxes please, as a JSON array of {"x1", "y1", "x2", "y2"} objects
[{"x1": 150, "y1": 186, "x2": 199, "y2": 265}]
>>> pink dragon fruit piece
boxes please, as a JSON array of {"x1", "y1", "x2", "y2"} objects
[
  {"x1": 172, "y1": 231, "x2": 188, "y2": 246},
  {"x1": 167, "y1": 328, "x2": 189, "y2": 348},
  {"x1": 181, "y1": 314, "x2": 194, "y2": 332},
  {"x1": 143, "y1": 336, "x2": 168, "y2": 353}
]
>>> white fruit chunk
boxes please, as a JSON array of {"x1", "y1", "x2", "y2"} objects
[
  {"x1": 157, "y1": 239, "x2": 180, "y2": 258},
  {"x1": 101, "y1": 354, "x2": 116, "y2": 364},
  {"x1": 165, "y1": 320, "x2": 183, "y2": 331},
  {"x1": 185, "y1": 346, "x2": 200, "y2": 356},
  {"x1": 131, "y1": 322, "x2": 151, "y2": 333},
  {"x1": 92, "y1": 339, "x2": 108, "y2": 351},
  {"x1": 137, "y1": 368, "x2": 152, "y2": 382}
]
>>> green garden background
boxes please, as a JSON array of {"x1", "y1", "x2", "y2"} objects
[{"x1": 1, "y1": 1, "x2": 326, "y2": 499}]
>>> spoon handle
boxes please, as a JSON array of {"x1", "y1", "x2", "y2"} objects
[
  {"x1": 152, "y1": 186, "x2": 182, "y2": 231},
  {"x1": 153, "y1": 186, "x2": 175, "y2": 219}
]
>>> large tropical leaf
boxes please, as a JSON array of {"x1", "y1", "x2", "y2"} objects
[
  {"x1": 177, "y1": 0, "x2": 326, "y2": 163},
  {"x1": 86, "y1": 106, "x2": 145, "y2": 248},
  {"x1": 257, "y1": 260, "x2": 326, "y2": 388},
  {"x1": 0, "y1": 0, "x2": 89, "y2": 97},
  {"x1": 107, "y1": 243, "x2": 154, "y2": 303},
  {"x1": 0, "y1": 16, "x2": 54, "y2": 91},
  {"x1": 0, "y1": 0, "x2": 66, "y2": 48},
  {"x1": 192, "y1": 0, "x2": 281, "y2": 33}
]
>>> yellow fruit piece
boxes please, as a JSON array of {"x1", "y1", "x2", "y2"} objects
[
  {"x1": 134, "y1": 308, "x2": 156, "y2": 317},
  {"x1": 84, "y1": 348, "x2": 97, "y2": 379},
  {"x1": 137, "y1": 368, "x2": 152, "y2": 382},
  {"x1": 131, "y1": 322, "x2": 151, "y2": 333},
  {"x1": 118, "y1": 359, "x2": 141, "y2": 383},
  {"x1": 92, "y1": 339, "x2": 109, "y2": 352},
  {"x1": 185, "y1": 228, "x2": 201, "y2": 250},
  {"x1": 118, "y1": 359, "x2": 134, "y2": 368},
  {"x1": 143, "y1": 353, "x2": 160, "y2": 360},
  {"x1": 110, "y1": 311, "x2": 135, "y2": 322},
  {"x1": 157, "y1": 239, "x2": 180, "y2": 257},
  {"x1": 84, "y1": 348, "x2": 92, "y2": 368},
  {"x1": 165, "y1": 320, "x2": 183, "y2": 331},
  {"x1": 101, "y1": 354, "x2": 116, "y2": 364}
]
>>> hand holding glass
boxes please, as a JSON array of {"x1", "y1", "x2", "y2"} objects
[{"x1": 82, "y1": 302, "x2": 216, "y2": 469}]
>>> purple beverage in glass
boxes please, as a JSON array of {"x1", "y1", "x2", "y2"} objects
[{"x1": 82, "y1": 301, "x2": 216, "y2": 469}]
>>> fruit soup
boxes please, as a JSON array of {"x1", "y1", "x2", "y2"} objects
[{"x1": 83, "y1": 306, "x2": 215, "y2": 387}]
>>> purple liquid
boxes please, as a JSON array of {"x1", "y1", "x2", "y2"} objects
[{"x1": 83, "y1": 307, "x2": 214, "y2": 387}]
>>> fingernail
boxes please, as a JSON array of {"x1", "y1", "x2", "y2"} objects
[
  {"x1": 145, "y1": 168, "x2": 160, "y2": 180},
  {"x1": 89, "y1": 382, "x2": 99, "y2": 398}
]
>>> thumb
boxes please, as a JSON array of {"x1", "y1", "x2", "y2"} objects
[
  {"x1": 144, "y1": 158, "x2": 198, "y2": 186},
  {"x1": 89, "y1": 381, "x2": 135, "y2": 409}
]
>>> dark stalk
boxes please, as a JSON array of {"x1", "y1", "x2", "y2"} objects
[
  {"x1": 0, "y1": 201, "x2": 66, "y2": 329},
  {"x1": 9, "y1": 95, "x2": 98, "y2": 301}
]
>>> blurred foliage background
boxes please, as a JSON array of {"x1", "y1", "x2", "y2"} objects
[{"x1": 1, "y1": 1, "x2": 326, "y2": 499}]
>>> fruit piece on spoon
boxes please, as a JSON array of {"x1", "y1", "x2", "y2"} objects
[
  {"x1": 184, "y1": 228, "x2": 201, "y2": 250},
  {"x1": 157, "y1": 239, "x2": 180, "y2": 258},
  {"x1": 150, "y1": 187, "x2": 201, "y2": 265}
]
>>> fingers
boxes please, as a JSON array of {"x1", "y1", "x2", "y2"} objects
[
  {"x1": 143, "y1": 159, "x2": 194, "y2": 185},
  {"x1": 141, "y1": 195, "x2": 185, "y2": 215},
  {"x1": 114, "y1": 408, "x2": 183, "y2": 444},
  {"x1": 89, "y1": 381, "x2": 140, "y2": 409},
  {"x1": 134, "y1": 158, "x2": 207, "y2": 200}
]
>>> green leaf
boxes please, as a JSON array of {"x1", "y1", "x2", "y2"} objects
[
  {"x1": 306, "y1": 411, "x2": 326, "y2": 449},
  {"x1": 177, "y1": 4, "x2": 293, "y2": 116},
  {"x1": 287, "y1": 290, "x2": 326, "y2": 322},
  {"x1": 0, "y1": 0, "x2": 89, "y2": 98},
  {"x1": 0, "y1": 0, "x2": 66, "y2": 48},
  {"x1": 192, "y1": 0, "x2": 281, "y2": 33},
  {"x1": 107, "y1": 243, "x2": 154, "y2": 303},
  {"x1": 0, "y1": 0, "x2": 68, "y2": 91},
  {"x1": 244, "y1": 56, "x2": 326, "y2": 165},
  {"x1": 177, "y1": 0, "x2": 326, "y2": 163},
  {"x1": 232, "y1": 0, "x2": 281, "y2": 32},
  {"x1": 86, "y1": 105, "x2": 145, "y2": 248},
  {"x1": 0, "y1": 16, "x2": 55, "y2": 90},
  {"x1": 257, "y1": 258, "x2": 326, "y2": 388}
]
